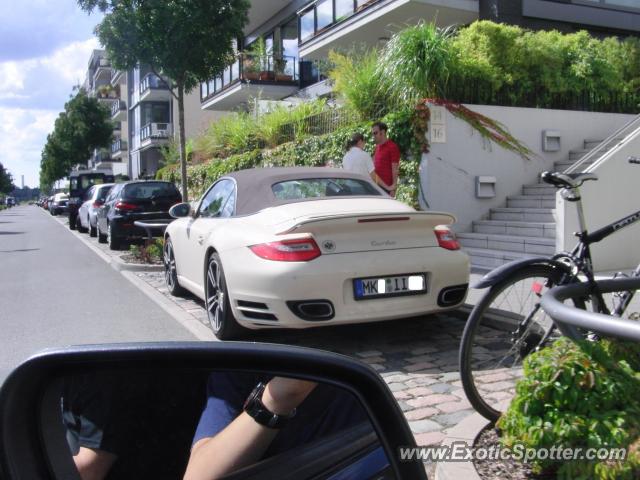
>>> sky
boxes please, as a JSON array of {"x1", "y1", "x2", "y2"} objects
[{"x1": 0, "y1": 0, "x2": 103, "y2": 189}]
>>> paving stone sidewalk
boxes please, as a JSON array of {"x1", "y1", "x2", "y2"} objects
[{"x1": 135, "y1": 270, "x2": 482, "y2": 451}]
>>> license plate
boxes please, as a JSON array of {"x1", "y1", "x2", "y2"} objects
[{"x1": 353, "y1": 274, "x2": 427, "y2": 300}]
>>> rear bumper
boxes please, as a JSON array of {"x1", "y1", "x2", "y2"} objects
[{"x1": 221, "y1": 246, "x2": 470, "y2": 329}]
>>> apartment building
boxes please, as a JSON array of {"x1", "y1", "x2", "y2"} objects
[
  {"x1": 199, "y1": 0, "x2": 640, "y2": 112},
  {"x1": 83, "y1": 50, "x2": 219, "y2": 179}
]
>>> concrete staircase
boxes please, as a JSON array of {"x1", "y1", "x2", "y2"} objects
[{"x1": 459, "y1": 139, "x2": 608, "y2": 271}]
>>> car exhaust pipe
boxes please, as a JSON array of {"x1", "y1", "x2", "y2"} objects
[
  {"x1": 287, "y1": 300, "x2": 335, "y2": 321},
  {"x1": 437, "y1": 284, "x2": 469, "y2": 307}
]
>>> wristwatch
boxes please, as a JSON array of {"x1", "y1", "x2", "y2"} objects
[{"x1": 243, "y1": 382, "x2": 296, "y2": 429}]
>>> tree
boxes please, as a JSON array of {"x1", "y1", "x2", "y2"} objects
[
  {"x1": 39, "y1": 88, "x2": 113, "y2": 188},
  {"x1": 0, "y1": 163, "x2": 15, "y2": 194},
  {"x1": 78, "y1": 0, "x2": 250, "y2": 201}
]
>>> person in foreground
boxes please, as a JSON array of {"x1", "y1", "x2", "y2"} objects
[{"x1": 183, "y1": 372, "x2": 367, "y2": 480}]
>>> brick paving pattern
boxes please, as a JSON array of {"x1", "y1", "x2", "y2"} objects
[{"x1": 135, "y1": 271, "x2": 484, "y2": 448}]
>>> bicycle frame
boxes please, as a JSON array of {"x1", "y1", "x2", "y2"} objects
[{"x1": 554, "y1": 182, "x2": 640, "y2": 315}]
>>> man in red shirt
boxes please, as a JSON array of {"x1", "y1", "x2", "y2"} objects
[{"x1": 372, "y1": 122, "x2": 401, "y2": 197}]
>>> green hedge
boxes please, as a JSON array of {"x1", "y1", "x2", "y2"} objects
[
  {"x1": 158, "y1": 118, "x2": 422, "y2": 207},
  {"x1": 498, "y1": 337, "x2": 640, "y2": 479}
]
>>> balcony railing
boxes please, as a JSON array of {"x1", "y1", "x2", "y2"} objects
[
  {"x1": 140, "y1": 122, "x2": 172, "y2": 142},
  {"x1": 111, "y1": 139, "x2": 128, "y2": 154},
  {"x1": 111, "y1": 99, "x2": 127, "y2": 117},
  {"x1": 140, "y1": 73, "x2": 170, "y2": 94},
  {"x1": 298, "y1": 0, "x2": 382, "y2": 44},
  {"x1": 94, "y1": 149, "x2": 111, "y2": 163},
  {"x1": 200, "y1": 53, "x2": 299, "y2": 102}
]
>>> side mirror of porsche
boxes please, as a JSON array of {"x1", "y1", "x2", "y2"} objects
[
  {"x1": 169, "y1": 202, "x2": 191, "y2": 218},
  {"x1": 0, "y1": 342, "x2": 428, "y2": 480}
]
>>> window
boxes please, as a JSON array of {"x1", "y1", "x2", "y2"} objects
[
  {"x1": 335, "y1": 0, "x2": 355, "y2": 21},
  {"x1": 123, "y1": 182, "x2": 180, "y2": 200},
  {"x1": 300, "y1": 9, "x2": 315, "y2": 42},
  {"x1": 272, "y1": 178, "x2": 381, "y2": 200},
  {"x1": 316, "y1": 0, "x2": 333, "y2": 31},
  {"x1": 199, "y1": 180, "x2": 235, "y2": 218}
]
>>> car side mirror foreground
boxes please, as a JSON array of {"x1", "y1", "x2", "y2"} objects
[
  {"x1": 169, "y1": 202, "x2": 191, "y2": 218},
  {"x1": 0, "y1": 342, "x2": 427, "y2": 480}
]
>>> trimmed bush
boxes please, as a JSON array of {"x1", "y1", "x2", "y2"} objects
[{"x1": 498, "y1": 337, "x2": 640, "y2": 479}]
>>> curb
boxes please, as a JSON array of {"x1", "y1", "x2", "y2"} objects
[{"x1": 435, "y1": 412, "x2": 490, "y2": 480}]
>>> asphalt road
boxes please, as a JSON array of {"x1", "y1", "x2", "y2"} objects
[{"x1": 0, "y1": 205, "x2": 196, "y2": 381}]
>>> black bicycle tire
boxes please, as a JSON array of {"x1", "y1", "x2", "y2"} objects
[{"x1": 459, "y1": 264, "x2": 562, "y2": 422}]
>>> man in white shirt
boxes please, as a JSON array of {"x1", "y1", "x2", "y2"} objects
[{"x1": 342, "y1": 133, "x2": 393, "y2": 191}]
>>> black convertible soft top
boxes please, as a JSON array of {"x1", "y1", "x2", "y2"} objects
[{"x1": 220, "y1": 167, "x2": 385, "y2": 216}]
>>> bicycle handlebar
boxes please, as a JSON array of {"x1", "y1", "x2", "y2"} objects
[{"x1": 541, "y1": 277, "x2": 640, "y2": 342}]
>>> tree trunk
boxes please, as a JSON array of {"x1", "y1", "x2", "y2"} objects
[{"x1": 177, "y1": 83, "x2": 188, "y2": 203}]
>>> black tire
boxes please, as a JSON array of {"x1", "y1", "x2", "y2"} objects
[
  {"x1": 107, "y1": 223, "x2": 120, "y2": 250},
  {"x1": 89, "y1": 217, "x2": 97, "y2": 237},
  {"x1": 97, "y1": 223, "x2": 107, "y2": 243},
  {"x1": 163, "y1": 238, "x2": 185, "y2": 296},
  {"x1": 69, "y1": 213, "x2": 77, "y2": 230},
  {"x1": 459, "y1": 264, "x2": 579, "y2": 422},
  {"x1": 205, "y1": 253, "x2": 245, "y2": 340},
  {"x1": 76, "y1": 215, "x2": 87, "y2": 233}
]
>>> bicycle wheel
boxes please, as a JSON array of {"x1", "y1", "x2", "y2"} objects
[{"x1": 459, "y1": 264, "x2": 568, "y2": 422}]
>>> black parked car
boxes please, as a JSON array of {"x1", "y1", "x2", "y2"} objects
[{"x1": 96, "y1": 180, "x2": 182, "y2": 250}]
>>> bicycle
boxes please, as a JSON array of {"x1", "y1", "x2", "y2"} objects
[{"x1": 458, "y1": 157, "x2": 640, "y2": 422}]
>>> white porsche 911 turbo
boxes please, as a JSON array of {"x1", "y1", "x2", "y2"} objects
[{"x1": 164, "y1": 167, "x2": 469, "y2": 340}]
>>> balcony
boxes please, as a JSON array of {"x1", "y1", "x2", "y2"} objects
[
  {"x1": 297, "y1": 0, "x2": 478, "y2": 60},
  {"x1": 111, "y1": 139, "x2": 128, "y2": 159},
  {"x1": 111, "y1": 69, "x2": 125, "y2": 86},
  {"x1": 140, "y1": 122, "x2": 172, "y2": 149},
  {"x1": 201, "y1": 53, "x2": 300, "y2": 111},
  {"x1": 93, "y1": 148, "x2": 111, "y2": 164},
  {"x1": 111, "y1": 99, "x2": 127, "y2": 122},
  {"x1": 93, "y1": 58, "x2": 112, "y2": 85},
  {"x1": 139, "y1": 73, "x2": 172, "y2": 102}
]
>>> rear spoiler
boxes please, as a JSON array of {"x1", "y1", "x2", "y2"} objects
[{"x1": 277, "y1": 211, "x2": 456, "y2": 235}]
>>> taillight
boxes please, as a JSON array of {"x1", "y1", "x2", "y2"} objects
[
  {"x1": 115, "y1": 201, "x2": 139, "y2": 212},
  {"x1": 93, "y1": 201, "x2": 104, "y2": 208},
  {"x1": 434, "y1": 226, "x2": 460, "y2": 250},
  {"x1": 249, "y1": 238, "x2": 321, "y2": 262}
]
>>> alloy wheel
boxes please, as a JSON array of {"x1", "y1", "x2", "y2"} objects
[
  {"x1": 164, "y1": 241, "x2": 177, "y2": 290},
  {"x1": 206, "y1": 258, "x2": 224, "y2": 333}
]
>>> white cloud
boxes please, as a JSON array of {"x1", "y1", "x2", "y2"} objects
[
  {"x1": 0, "y1": 36, "x2": 101, "y2": 188},
  {"x1": 0, "y1": 107, "x2": 57, "y2": 188},
  {"x1": 41, "y1": 37, "x2": 100, "y2": 86}
]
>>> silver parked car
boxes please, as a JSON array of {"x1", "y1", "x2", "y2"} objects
[{"x1": 77, "y1": 183, "x2": 114, "y2": 236}]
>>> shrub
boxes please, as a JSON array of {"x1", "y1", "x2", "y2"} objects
[
  {"x1": 498, "y1": 337, "x2": 640, "y2": 479},
  {"x1": 128, "y1": 238, "x2": 164, "y2": 264}
]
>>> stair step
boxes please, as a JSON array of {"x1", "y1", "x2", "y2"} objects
[
  {"x1": 583, "y1": 138, "x2": 623, "y2": 150},
  {"x1": 522, "y1": 183, "x2": 556, "y2": 196},
  {"x1": 490, "y1": 207, "x2": 555, "y2": 222},
  {"x1": 554, "y1": 159, "x2": 595, "y2": 172},
  {"x1": 463, "y1": 247, "x2": 540, "y2": 269},
  {"x1": 507, "y1": 195, "x2": 556, "y2": 209},
  {"x1": 472, "y1": 220, "x2": 556, "y2": 238},
  {"x1": 568, "y1": 148, "x2": 611, "y2": 161},
  {"x1": 458, "y1": 232, "x2": 555, "y2": 255}
]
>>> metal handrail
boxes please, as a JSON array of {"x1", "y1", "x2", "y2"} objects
[
  {"x1": 564, "y1": 113, "x2": 640, "y2": 174},
  {"x1": 541, "y1": 277, "x2": 640, "y2": 342}
]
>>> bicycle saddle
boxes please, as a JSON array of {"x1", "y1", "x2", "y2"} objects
[{"x1": 540, "y1": 171, "x2": 598, "y2": 189}]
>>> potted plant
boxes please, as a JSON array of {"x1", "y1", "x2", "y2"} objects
[
  {"x1": 246, "y1": 37, "x2": 274, "y2": 81},
  {"x1": 273, "y1": 45, "x2": 293, "y2": 82}
]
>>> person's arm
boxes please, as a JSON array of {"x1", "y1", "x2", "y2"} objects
[
  {"x1": 389, "y1": 143, "x2": 401, "y2": 196},
  {"x1": 184, "y1": 377, "x2": 317, "y2": 480},
  {"x1": 366, "y1": 153, "x2": 393, "y2": 190}
]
